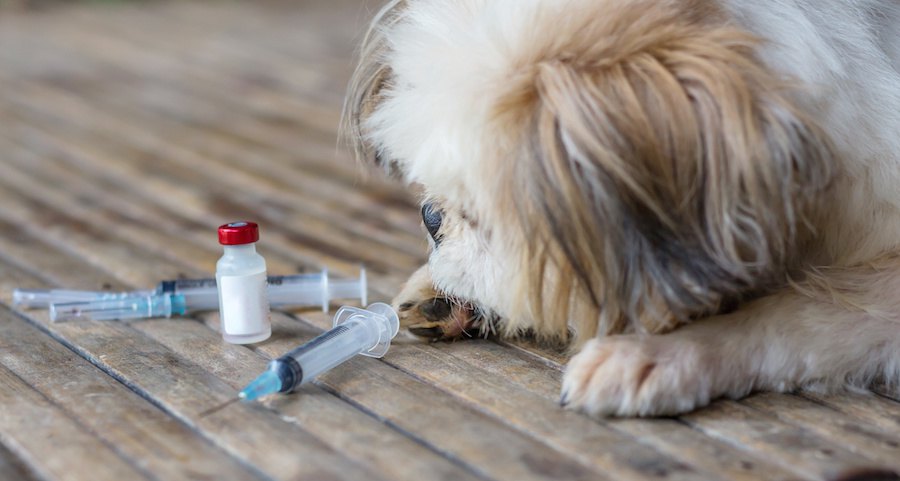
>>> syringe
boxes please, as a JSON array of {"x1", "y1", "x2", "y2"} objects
[
  {"x1": 50, "y1": 293, "x2": 190, "y2": 322},
  {"x1": 46, "y1": 268, "x2": 368, "y2": 322},
  {"x1": 239, "y1": 303, "x2": 399, "y2": 401},
  {"x1": 13, "y1": 289, "x2": 155, "y2": 309},
  {"x1": 14, "y1": 268, "x2": 366, "y2": 311}
]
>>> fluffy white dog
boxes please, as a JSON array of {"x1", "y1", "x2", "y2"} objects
[{"x1": 343, "y1": 0, "x2": 900, "y2": 417}]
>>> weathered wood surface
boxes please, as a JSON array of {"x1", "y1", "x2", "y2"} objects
[{"x1": 0, "y1": 2, "x2": 898, "y2": 481}]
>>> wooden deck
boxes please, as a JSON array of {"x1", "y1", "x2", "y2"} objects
[{"x1": 0, "y1": 2, "x2": 898, "y2": 480}]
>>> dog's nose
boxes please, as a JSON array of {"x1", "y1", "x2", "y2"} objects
[{"x1": 421, "y1": 202, "x2": 443, "y2": 244}]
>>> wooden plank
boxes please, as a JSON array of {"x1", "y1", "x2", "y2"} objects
[
  {"x1": 802, "y1": 391, "x2": 900, "y2": 433},
  {"x1": 0, "y1": 166, "x2": 197, "y2": 288},
  {"x1": 27, "y1": 17, "x2": 419, "y2": 234},
  {"x1": 0, "y1": 126, "x2": 328, "y2": 279},
  {"x1": 0, "y1": 211, "x2": 132, "y2": 295},
  {"x1": 0, "y1": 202, "x2": 612, "y2": 479},
  {"x1": 0, "y1": 82, "x2": 423, "y2": 276},
  {"x1": 0, "y1": 177, "x2": 599, "y2": 479},
  {"x1": 742, "y1": 393, "x2": 900, "y2": 469},
  {"x1": 0, "y1": 364, "x2": 152, "y2": 481},
  {"x1": 0, "y1": 163, "x2": 611, "y2": 481},
  {"x1": 440, "y1": 302, "x2": 900, "y2": 480},
  {"x1": 0, "y1": 258, "x2": 50, "y2": 297},
  {"x1": 391, "y1": 337, "x2": 805, "y2": 481},
  {"x1": 0, "y1": 306, "x2": 267, "y2": 481},
  {"x1": 0, "y1": 7, "x2": 425, "y2": 257},
  {"x1": 0, "y1": 221, "x2": 472, "y2": 479},
  {"x1": 301, "y1": 313, "x2": 805, "y2": 481},
  {"x1": 496, "y1": 334, "x2": 899, "y2": 480},
  {"x1": 0, "y1": 261, "x2": 386, "y2": 481},
  {"x1": 133, "y1": 317, "x2": 485, "y2": 481},
  {"x1": 0, "y1": 132, "x2": 398, "y2": 304},
  {"x1": 0, "y1": 108, "x2": 408, "y2": 295},
  {"x1": 497, "y1": 336, "x2": 572, "y2": 369},
  {"x1": 0, "y1": 241, "x2": 600, "y2": 481},
  {"x1": 680, "y1": 401, "x2": 890, "y2": 480},
  {"x1": 0, "y1": 261, "x2": 479, "y2": 481},
  {"x1": 0, "y1": 132, "x2": 321, "y2": 277},
  {"x1": 0, "y1": 442, "x2": 39, "y2": 481},
  {"x1": 70, "y1": 2, "x2": 367, "y2": 112},
  {"x1": 0, "y1": 0, "x2": 422, "y2": 284},
  {"x1": 23, "y1": 312, "x2": 386, "y2": 481},
  {"x1": 0, "y1": 236, "x2": 390, "y2": 481},
  {"x1": 0, "y1": 119, "x2": 373, "y2": 295},
  {"x1": 223, "y1": 314, "x2": 611, "y2": 481}
]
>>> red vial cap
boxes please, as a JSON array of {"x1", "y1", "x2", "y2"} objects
[{"x1": 218, "y1": 221, "x2": 260, "y2": 245}]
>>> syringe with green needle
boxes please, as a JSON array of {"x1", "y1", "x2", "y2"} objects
[{"x1": 239, "y1": 303, "x2": 399, "y2": 401}]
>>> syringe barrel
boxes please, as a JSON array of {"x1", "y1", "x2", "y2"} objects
[
  {"x1": 156, "y1": 272, "x2": 325, "y2": 294},
  {"x1": 268, "y1": 282, "x2": 328, "y2": 311},
  {"x1": 12, "y1": 289, "x2": 153, "y2": 309},
  {"x1": 279, "y1": 316, "x2": 377, "y2": 390},
  {"x1": 155, "y1": 279, "x2": 218, "y2": 310},
  {"x1": 50, "y1": 294, "x2": 187, "y2": 322},
  {"x1": 267, "y1": 268, "x2": 367, "y2": 311},
  {"x1": 238, "y1": 303, "x2": 398, "y2": 401},
  {"x1": 157, "y1": 270, "x2": 332, "y2": 310}
]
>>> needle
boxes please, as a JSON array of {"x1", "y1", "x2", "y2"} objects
[{"x1": 198, "y1": 397, "x2": 240, "y2": 418}]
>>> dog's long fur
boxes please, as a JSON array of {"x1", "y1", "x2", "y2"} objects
[{"x1": 344, "y1": 0, "x2": 900, "y2": 416}]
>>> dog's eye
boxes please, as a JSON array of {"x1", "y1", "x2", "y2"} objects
[{"x1": 421, "y1": 202, "x2": 443, "y2": 243}]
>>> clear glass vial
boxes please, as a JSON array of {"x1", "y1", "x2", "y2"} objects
[{"x1": 216, "y1": 221, "x2": 271, "y2": 344}]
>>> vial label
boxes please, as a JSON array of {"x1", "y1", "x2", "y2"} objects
[{"x1": 219, "y1": 272, "x2": 270, "y2": 335}]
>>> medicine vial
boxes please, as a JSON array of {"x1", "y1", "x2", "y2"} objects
[{"x1": 216, "y1": 221, "x2": 271, "y2": 344}]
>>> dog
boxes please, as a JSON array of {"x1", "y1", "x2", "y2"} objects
[{"x1": 342, "y1": 0, "x2": 900, "y2": 417}]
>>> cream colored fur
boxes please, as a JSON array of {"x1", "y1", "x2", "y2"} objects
[{"x1": 345, "y1": 0, "x2": 900, "y2": 416}]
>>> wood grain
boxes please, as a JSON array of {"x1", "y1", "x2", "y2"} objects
[
  {"x1": 0, "y1": 439, "x2": 38, "y2": 481},
  {"x1": 390, "y1": 337, "x2": 804, "y2": 481},
  {"x1": 680, "y1": 401, "x2": 888, "y2": 480},
  {"x1": 132, "y1": 317, "x2": 485, "y2": 481},
  {"x1": 0, "y1": 364, "x2": 151, "y2": 481},
  {"x1": 0, "y1": 306, "x2": 266, "y2": 481},
  {"x1": 742, "y1": 393, "x2": 900, "y2": 469},
  {"x1": 214, "y1": 313, "x2": 612, "y2": 481},
  {"x1": 0, "y1": 244, "x2": 387, "y2": 481},
  {"x1": 2, "y1": 2, "x2": 899, "y2": 481}
]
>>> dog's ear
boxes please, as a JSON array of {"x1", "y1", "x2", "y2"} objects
[
  {"x1": 341, "y1": 0, "x2": 405, "y2": 170},
  {"x1": 496, "y1": 3, "x2": 834, "y2": 339}
]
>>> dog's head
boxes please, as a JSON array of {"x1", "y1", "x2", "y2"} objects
[{"x1": 344, "y1": 0, "x2": 833, "y2": 343}]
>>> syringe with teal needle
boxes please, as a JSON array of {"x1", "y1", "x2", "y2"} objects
[
  {"x1": 240, "y1": 303, "x2": 399, "y2": 401},
  {"x1": 15, "y1": 267, "x2": 366, "y2": 309},
  {"x1": 42, "y1": 268, "x2": 368, "y2": 322}
]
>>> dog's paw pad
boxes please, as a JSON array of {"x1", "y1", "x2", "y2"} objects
[
  {"x1": 395, "y1": 296, "x2": 477, "y2": 340},
  {"x1": 561, "y1": 336, "x2": 712, "y2": 417},
  {"x1": 418, "y1": 297, "x2": 453, "y2": 322},
  {"x1": 407, "y1": 321, "x2": 445, "y2": 339}
]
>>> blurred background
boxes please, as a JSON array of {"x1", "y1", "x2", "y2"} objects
[{"x1": 0, "y1": 0, "x2": 426, "y2": 300}]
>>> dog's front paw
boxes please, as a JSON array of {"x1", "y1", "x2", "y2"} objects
[
  {"x1": 561, "y1": 336, "x2": 713, "y2": 417},
  {"x1": 397, "y1": 296, "x2": 478, "y2": 339},
  {"x1": 393, "y1": 265, "x2": 478, "y2": 340}
]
